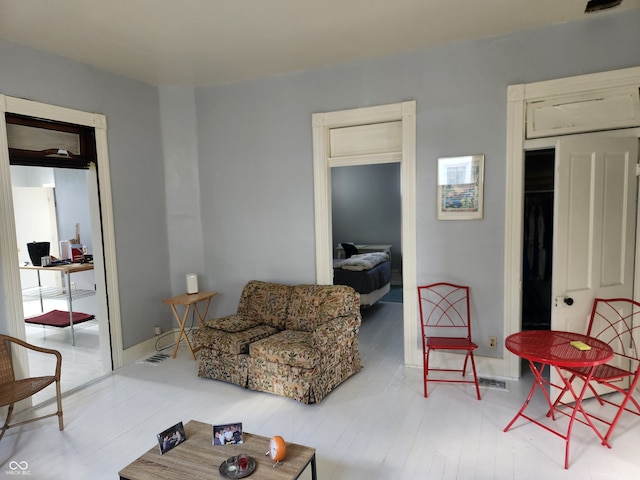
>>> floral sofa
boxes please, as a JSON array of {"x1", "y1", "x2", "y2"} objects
[{"x1": 192, "y1": 280, "x2": 363, "y2": 404}]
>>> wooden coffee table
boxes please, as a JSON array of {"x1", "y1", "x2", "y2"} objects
[{"x1": 119, "y1": 420, "x2": 317, "y2": 480}]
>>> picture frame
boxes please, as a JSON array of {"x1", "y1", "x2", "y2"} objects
[
  {"x1": 437, "y1": 155, "x2": 484, "y2": 220},
  {"x1": 157, "y1": 421, "x2": 186, "y2": 455},
  {"x1": 213, "y1": 422, "x2": 244, "y2": 446}
]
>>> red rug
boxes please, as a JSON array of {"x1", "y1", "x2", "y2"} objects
[{"x1": 25, "y1": 309, "x2": 95, "y2": 328}]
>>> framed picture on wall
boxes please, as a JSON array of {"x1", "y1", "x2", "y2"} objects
[{"x1": 437, "y1": 155, "x2": 484, "y2": 220}]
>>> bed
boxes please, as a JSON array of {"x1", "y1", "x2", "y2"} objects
[{"x1": 333, "y1": 252, "x2": 392, "y2": 308}]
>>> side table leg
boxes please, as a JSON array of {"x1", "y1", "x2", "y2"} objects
[
  {"x1": 193, "y1": 298, "x2": 213, "y2": 327},
  {"x1": 171, "y1": 304, "x2": 196, "y2": 360}
]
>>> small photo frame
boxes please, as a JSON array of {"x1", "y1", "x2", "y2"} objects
[
  {"x1": 213, "y1": 422, "x2": 244, "y2": 445},
  {"x1": 157, "y1": 421, "x2": 186, "y2": 455},
  {"x1": 437, "y1": 154, "x2": 484, "y2": 220}
]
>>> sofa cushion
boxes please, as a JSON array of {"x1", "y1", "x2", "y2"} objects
[
  {"x1": 194, "y1": 317, "x2": 278, "y2": 355},
  {"x1": 203, "y1": 314, "x2": 262, "y2": 333},
  {"x1": 286, "y1": 284, "x2": 359, "y2": 332},
  {"x1": 249, "y1": 330, "x2": 318, "y2": 369},
  {"x1": 236, "y1": 280, "x2": 292, "y2": 329}
]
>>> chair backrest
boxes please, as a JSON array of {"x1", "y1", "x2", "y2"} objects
[
  {"x1": 417, "y1": 283, "x2": 472, "y2": 339},
  {"x1": 0, "y1": 335, "x2": 16, "y2": 386},
  {"x1": 587, "y1": 298, "x2": 640, "y2": 370}
]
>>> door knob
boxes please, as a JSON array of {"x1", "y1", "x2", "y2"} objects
[{"x1": 564, "y1": 297, "x2": 574, "y2": 306}]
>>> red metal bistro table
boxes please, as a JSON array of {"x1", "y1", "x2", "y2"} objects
[{"x1": 503, "y1": 330, "x2": 613, "y2": 469}]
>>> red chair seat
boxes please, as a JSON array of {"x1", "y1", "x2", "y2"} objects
[{"x1": 427, "y1": 337, "x2": 478, "y2": 350}]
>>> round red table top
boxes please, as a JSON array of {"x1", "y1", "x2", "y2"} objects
[{"x1": 505, "y1": 330, "x2": 613, "y2": 367}]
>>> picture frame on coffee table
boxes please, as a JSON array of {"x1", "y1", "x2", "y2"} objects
[
  {"x1": 157, "y1": 421, "x2": 186, "y2": 454},
  {"x1": 213, "y1": 422, "x2": 244, "y2": 445}
]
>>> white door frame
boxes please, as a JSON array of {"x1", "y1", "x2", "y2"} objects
[
  {"x1": 503, "y1": 67, "x2": 640, "y2": 379},
  {"x1": 312, "y1": 101, "x2": 419, "y2": 366},
  {"x1": 0, "y1": 95, "x2": 124, "y2": 374}
]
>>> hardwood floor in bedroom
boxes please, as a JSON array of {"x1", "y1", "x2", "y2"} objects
[{"x1": 2, "y1": 301, "x2": 639, "y2": 479}]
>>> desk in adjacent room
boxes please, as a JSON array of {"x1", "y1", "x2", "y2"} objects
[{"x1": 20, "y1": 263, "x2": 95, "y2": 346}]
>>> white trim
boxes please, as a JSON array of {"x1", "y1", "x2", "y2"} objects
[
  {"x1": 0, "y1": 96, "x2": 123, "y2": 374},
  {"x1": 312, "y1": 101, "x2": 419, "y2": 367},
  {"x1": 504, "y1": 67, "x2": 640, "y2": 379}
]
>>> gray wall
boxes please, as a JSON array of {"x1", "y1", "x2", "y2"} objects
[
  {"x1": 0, "y1": 40, "x2": 170, "y2": 348},
  {"x1": 331, "y1": 163, "x2": 402, "y2": 272},
  {"x1": 1, "y1": 9, "x2": 639, "y2": 355},
  {"x1": 54, "y1": 169, "x2": 93, "y2": 255},
  {"x1": 193, "y1": 11, "x2": 640, "y2": 343}
]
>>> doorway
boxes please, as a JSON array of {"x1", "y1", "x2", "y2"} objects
[
  {"x1": 521, "y1": 149, "x2": 554, "y2": 331},
  {"x1": 504, "y1": 67, "x2": 640, "y2": 380},
  {"x1": 312, "y1": 101, "x2": 419, "y2": 366},
  {"x1": 0, "y1": 95, "x2": 124, "y2": 412},
  {"x1": 7, "y1": 113, "x2": 111, "y2": 403},
  {"x1": 12, "y1": 166, "x2": 108, "y2": 402},
  {"x1": 331, "y1": 162, "x2": 403, "y2": 302}
]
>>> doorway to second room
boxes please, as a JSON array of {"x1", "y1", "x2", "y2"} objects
[
  {"x1": 331, "y1": 162, "x2": 402, "y2": 305},
  {"x1": 522, "y1": 149, "x2": 554, "y2": 331}
]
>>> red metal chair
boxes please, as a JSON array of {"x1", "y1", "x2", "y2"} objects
[
  {"x1": 417, "y1": 282, "x2": 481, "y2": 400},
  {"x1": 551, "y1": 297, "x2": 640, "y2": 446}
]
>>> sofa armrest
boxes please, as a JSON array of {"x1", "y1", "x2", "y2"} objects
[
  {"x1": 202, "y1": 314, "x2": 239, "y2": 329},
  {"x1": 312, "y1": 314, "x2": 361, "y2": 351}
]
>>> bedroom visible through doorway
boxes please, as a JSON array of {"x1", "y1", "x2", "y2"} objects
[{"x1": 331, "y1": 162, "x2": 402, "y2": 306}]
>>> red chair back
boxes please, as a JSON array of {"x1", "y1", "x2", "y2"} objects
[
  {"x1": 418, "y1": 282, "x2": 472, "y2": 340},
  {"x1": 588, "y1": 297, "x2": 640, "y2": 373}
]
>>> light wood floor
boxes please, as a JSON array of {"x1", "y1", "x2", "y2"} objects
[
  {"x1": 23, "y1": 295, "x2": 107, "y2": 405},
  {"x1": 2, "y1": 302, "x2": 639, "y2": 479}
]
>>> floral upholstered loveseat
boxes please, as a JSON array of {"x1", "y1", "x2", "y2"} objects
[{"x1": 192, "y1": 280, "x2": 362, "y2": 404}]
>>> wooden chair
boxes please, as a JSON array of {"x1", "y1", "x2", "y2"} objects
[
  {"x1": 551, "y1": 298, "x2": 640, "y2": 446},
  {"x1": 0, "y1": 334, "x2": 63, "y2": 440},
  {"x1": 417, "y1": 282, "x2": 481, "y2": 400}
]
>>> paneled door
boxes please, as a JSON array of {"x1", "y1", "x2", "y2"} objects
[{"x1": 551, "y1": 136, "x2": 638, "y2": 398}]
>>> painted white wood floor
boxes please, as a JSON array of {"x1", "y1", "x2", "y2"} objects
[{"x1": 2, "y1": 301, "x2": 640, "y2": 479}]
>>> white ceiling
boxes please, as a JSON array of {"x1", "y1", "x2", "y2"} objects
[{"x1": 0, "y1": 0, "x2": 637, "y2": 87}]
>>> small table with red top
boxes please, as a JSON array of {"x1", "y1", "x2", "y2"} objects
[{"x1": 503, "y1": 330, "x2": 613, "y2": 469}]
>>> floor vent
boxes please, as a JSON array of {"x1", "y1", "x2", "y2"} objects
[
  {"x1": 137, "y1": 352, "x2": 170, "y2": 366},
  {"x1": 478, "y1": 377, "x2": 507, "y2": 390}
]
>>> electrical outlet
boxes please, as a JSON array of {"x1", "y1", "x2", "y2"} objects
[
  {"x1": 71, "y1": 281, "x2": 76, "y2": 290},
  {"x1": 489, "y1": 336, "x2": 497, "y2": 349}
]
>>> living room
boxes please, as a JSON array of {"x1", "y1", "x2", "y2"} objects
[{"x1": 1, "y1": 2, "x2": 640, "y2": 478}]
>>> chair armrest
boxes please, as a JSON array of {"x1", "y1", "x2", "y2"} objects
[
  {"x1": 4, "y1": 335, "x2": 62, "y2": 379},
  {"x1": 312, "y1": 315, "x2": 361, "y2": 350}
]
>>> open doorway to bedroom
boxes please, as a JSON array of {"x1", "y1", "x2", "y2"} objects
[
  {"x1": 312, "y1": 101, "x2": 419, "y2": 367},
  {"x1": 331, "y1": 162, "x2": 402, "y2": 305}
]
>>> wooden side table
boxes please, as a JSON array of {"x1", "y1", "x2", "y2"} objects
[{"x1": 162, "y1": 291, "x2": 217, "y2": 359}]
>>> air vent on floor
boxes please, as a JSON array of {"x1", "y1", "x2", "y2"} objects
[
  {"x1": 137, "y1": 352, "x2": 170, "y2": 366},
  {"x1": 478, "y1": 377, "x2": 507, "y2": 390}
]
